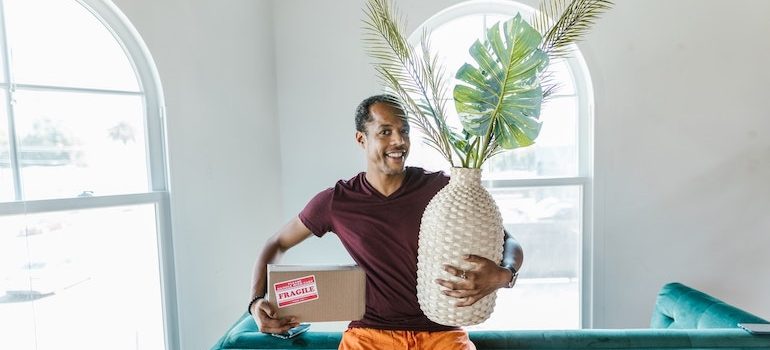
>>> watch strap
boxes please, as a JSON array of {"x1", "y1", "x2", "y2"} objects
[{"x1": 503, "y1": 264, "x2": 519, "y2": 288}]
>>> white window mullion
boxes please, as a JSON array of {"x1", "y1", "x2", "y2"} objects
[
  {"x1": 155, "y1": 193, "x2": 179, "y2": 350},
  {"x1": 0, "y1": 4, "x2": 22, "y2": 201},
  {"x1": 565, "y1": 45, "x2": 595, "y2": 329},
  {"x1": 483, "y1": 176, "x2": 588, "y2": 189},
  {"x1": 0, "y1": 192, "x2": 165, "y2": 216},
  {"x1": 145, "y1": 103, "x2": 169, "y2": 192},
  {"x1": 580, "y1": 177, "x2": 593, "y2": 328},
  {"x1": 1, "y1": 89, "x2": 21, "y2": 200},
  {"x1": 6, "y1": 83, "x2": 141, "y2": 96}
]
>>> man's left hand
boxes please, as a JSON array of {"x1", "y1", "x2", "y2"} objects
[{"x1": 436, "y1": 254, "x2": 511, "y2": 307}]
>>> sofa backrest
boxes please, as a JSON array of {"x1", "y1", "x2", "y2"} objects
[{"x1": 651, "y1": 282, "x2": 768, "y2": 329}]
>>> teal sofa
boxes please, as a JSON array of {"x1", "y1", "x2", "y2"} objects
[{"x1": 213, "y1": 283, "x2": 770, "y2": 349}]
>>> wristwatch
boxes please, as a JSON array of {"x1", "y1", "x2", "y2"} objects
[{"x1": 503, "y1": 264, "x2": 519, "y2": 288}]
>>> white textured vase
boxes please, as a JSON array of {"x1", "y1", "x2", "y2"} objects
[{"x1": 416, "y1": 167, "x2": 504, "y2": 326}]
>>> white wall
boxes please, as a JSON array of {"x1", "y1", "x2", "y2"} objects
[
  {"x1": 113, "y1": 0, "x2": 770, "y2": 348},
  {"x1": 111, "y1": 1, "x2": 283, "y2": 349},
  {"x1": 588, "y1": 0, "x2": 770, "y2": 327},
  {"x1": 272, "y1": 0, "x2": 377, "y2": 266}
]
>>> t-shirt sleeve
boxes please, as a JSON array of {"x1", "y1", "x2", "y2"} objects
[
  {"x1": 437, "y1": 171, "x2": 450, "y2": 187},
  {"x1": 298, "y1": 188, "x2": 334, "y2": 237}
]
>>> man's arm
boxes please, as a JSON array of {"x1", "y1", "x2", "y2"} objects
[
  {"x1": 501, "y1": 229, "x2": 524, "y2": 273},
  {"x1": 249, "y1": 217, "x2": 313, "y2": 333},
  {"x1": 436, "y1": 230, "x2": 524, "y2": 307}
]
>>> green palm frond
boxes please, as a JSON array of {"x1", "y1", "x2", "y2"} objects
[
  {"x1": 533, "y1": 0, "x2": 613, "y2": 58},
  {"x1": 540, "y1": 70, "x2": 559, "y2": 102},
  {"x1": 363, "y1": 0, "x2": 458, "y2": 166}
]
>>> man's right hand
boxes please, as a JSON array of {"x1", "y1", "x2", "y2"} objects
[{"x1": 251, "y1": 299, "x2": 299, "y2": 334}]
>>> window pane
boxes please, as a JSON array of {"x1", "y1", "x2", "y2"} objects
[
  {"x1": 466, "y1": 185, "x2": 581, "y2": 330},
  {"x1": 426, "y1": 15, "x2": 484, "y2": 86},
  {"x1": 0, "y1": 204, "x2": 165, "y2": 350},
  {"x1": 0, "y1": 92, "x2": 13, "y2": 201},
  {"x1": 3, "y1": 0, "x2": 140, "y2": 91},
  {"x1": 405, "y1": 98, "x2": 462, "y2": 172},
  {"x1": 13, "y1": 90, "x2": 149, "y2": 199},
  {"x1": 483, "y1": 96, "x2": 579, "y2": 179},
  {"x1": 545, "y1": 59, "x2": 576, "y2": 96},
  {"x1": 0, "y1": 215, "x2": 35, "y2": 348},
  {"x1": 484, "y1": 14, "x2": 515, "y2": 28}
]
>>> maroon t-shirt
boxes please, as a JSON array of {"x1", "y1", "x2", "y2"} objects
[{"x1": 298, "y1": 166, "x2": 457, "y2": 331}]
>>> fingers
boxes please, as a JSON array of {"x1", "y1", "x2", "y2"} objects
[
  {"x1": 437, "y1": 277, "x2": 479, "y2": 299},
  {"x1": 464, "y1": 254, "x2": 487, "y2": 263},
  {"x1": 260, "y1": 316, "x2": 300, "y2": 334},
  {"x1": 255, "y1": 300, "x2": 299, "y2": 334},
  {"x1": 435, "y1": 256, "x2": 499, "y2": 308},
  {"x1": 436, "y1": 260, "x2": 486, "y2": 308},
  {"x1": 465, "y1": 254, "x2": 499, "y2": 269},
  {"x1": 444, "y1": 265, "x2": 474, "y2": 280},
  {"x1": 436, "y1": 278, "x2": 458, "y2": 290},
  {"x1": 437, "y1": 263, "x2": 476, "y2": 292},
  {"x1": 442, "y1": 288, "x2": 473, "y2": 298},
  {"x1": 258, "y1": 299, "x2": 277, "y2": 318},
  {"x1": 455, "y1": 295, "x2": 479, "y2": 307},
  {"x1": 445, "y1": 255, "x2": 494, "y2": 275}
]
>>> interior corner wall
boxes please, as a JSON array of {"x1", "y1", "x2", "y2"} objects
[{"x1": 111, "y1": 1, "x2": 283, "y2": 349}]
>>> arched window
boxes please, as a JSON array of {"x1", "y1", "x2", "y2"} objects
[
  {"x1": 0, "y1": 0, "x2": 175, "y2": 348},
  {"x1": 406, "y1": 1, "x2": 594, "y2": 330}
]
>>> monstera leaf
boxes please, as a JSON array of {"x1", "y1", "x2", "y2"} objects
[{"x1": 454, "y1": 14, "x2": 549, "y2": 153}]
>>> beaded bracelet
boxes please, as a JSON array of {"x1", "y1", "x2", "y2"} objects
[{"x1": 247, "y1": 295, "x2": 264, "y2": 316}]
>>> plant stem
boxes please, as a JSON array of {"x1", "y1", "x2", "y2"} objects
[
  {"x1": 464, "y1": 137, "x2": 480, "y2": 168},
  {"x1": 475, "y1": 118, "x2": 497, "y2": 168}
]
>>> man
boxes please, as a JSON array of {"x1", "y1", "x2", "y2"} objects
[{"x1": 248, "y1": 95, "x2": 523, "y2": 350}]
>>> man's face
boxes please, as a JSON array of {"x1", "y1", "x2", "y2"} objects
[{"x1": 356, "y1": 102, "x2": 410, "y2": 176}]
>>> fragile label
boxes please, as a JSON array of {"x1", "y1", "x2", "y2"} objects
[{"x1": 273, "y1": 275, "x2": 319, "y2": 308}]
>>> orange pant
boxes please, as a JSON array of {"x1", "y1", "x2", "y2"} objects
[{"x1": 338, "y1": 327, "x2": 476, "y2": 350}]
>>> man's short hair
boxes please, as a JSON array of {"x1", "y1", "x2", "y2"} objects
[{"x1": 355, "y1": 94, "x2": 406, "y2": 133}]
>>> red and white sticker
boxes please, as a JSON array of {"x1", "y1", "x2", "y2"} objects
[{"x1": 273, "y1": 275, "x2": 319, "y2": 308}]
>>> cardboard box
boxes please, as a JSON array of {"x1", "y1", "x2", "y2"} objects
[{"x1": 266, "y1": 264, "x2": 365, "y2": 322}]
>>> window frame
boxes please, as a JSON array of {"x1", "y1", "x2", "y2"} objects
[
  {"x1": 409, "y1": 0, "x2": 596, "y2": 329},
  {"x1": 0, "y1": 0, "x2": 178, "y2": 347}
]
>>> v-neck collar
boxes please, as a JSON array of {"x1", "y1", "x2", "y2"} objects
[{"x1": 362, "y1": 168, "x2": 412, "y2": 200}]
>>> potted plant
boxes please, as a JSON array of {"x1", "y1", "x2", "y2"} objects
[{"x1": 363, "y1": 0, "x2": 612, "y2": 326}]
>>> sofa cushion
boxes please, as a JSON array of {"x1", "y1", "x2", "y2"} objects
[
  {"x1": 650, "y1": 282, "x2": 768, "y2": 329},
  {"x1": 211, "y1": 314, "x2": 341, "y2": 349},
  {"x1": 214, "y1": 282, "x2": 770, "y2": 349},
  {"x1": 212, "y1": 315, "x2": 770, "y2": 350}
]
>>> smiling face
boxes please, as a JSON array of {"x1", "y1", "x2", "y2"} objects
[{"x1": 356, "y1": 102, "x2": 410, "y2": 177}]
